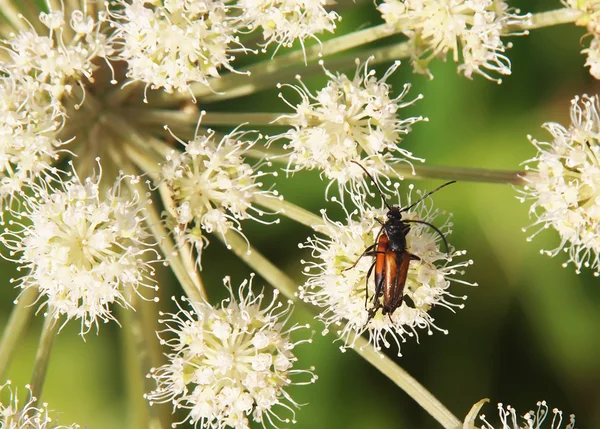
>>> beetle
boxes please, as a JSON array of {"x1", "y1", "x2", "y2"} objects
[{"x1": 348, "y1": 161, "x2": 455, "y2": 323}]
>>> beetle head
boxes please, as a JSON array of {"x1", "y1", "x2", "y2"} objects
[{"x1": 387, "y1": 206, "x2": 402, "y2": 220}]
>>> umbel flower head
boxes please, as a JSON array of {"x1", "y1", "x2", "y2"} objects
[
  {"x1": 377, "y1": 0, "x2": 530, "y2": 81},
  {"x1": 519, "y1": 94, "x2": 600, "y2": 276},
  {"x1": 0, "y1": 381, "x2": 80, "y2": 428},
  {"x1": 269, "y1": 58, "x2": 426, "y2": 199},
  {"x1": 0, "y1": 162, "x2": 159, "y2": 334},
  {"x1": 474, "y1": 400, "x2": 576, "y2": 429},
  {"x1": 145, "y1": 276, "x2": 316, "y2": 429},
  {"x1": 298, "y1": 185, "x2": 474, "y2": 355},
  {"x1": 160, "y1": 121, "x2": 279, "y2": 266},
  {"x1": 0, "y1": 1, "x2": 112, "y2": 205}
]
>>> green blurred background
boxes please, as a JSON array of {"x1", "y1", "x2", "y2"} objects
[{"x1": 1, "y1": 0, "x2": 600, "y2": 427}]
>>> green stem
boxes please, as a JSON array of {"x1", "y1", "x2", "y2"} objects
[
  {"x1": 124, "y1": 108, "x2": 292, "y2": 128},
  {"x1": 392, "y1": 164, "x2": 527, "y2": 186},
  {"x1": 120, "y1": 292, "x2": 165, "y2": 429},
  {"x1": 194, "y1": 42, "x2": 413, "y2": 104},
  {"x1": 0, "y1": 287, "x2": 37, "y2": 381},
  {"x1": 28, "y1": 315, "x2": 59, "y2": 407},
  {"x1": 254, "y1": 194, "x2": 324, "y2": 229},
  {"x1": 222, "y1": 231, "x2": 462, "y2": 428},
  {"x1": 251, "y1": 145, "x2": 526, "y2": 185},
  {"x1": 353, "y1": 335, "x2": 461, "y2": 429},
  {"x1": 220, "y1": 231, "x2": 297, "y2": 300},
  {"x1": 0, "y1": 0, "x2": 26, "y2": 33},
  {"x1": 509, "y1": 8, "x2": 583, "y2": 32}
]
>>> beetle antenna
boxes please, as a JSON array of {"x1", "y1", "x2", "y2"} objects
[
  {"x1": 400, "y1": 181, "x2": 456, "y2": 213},
  {"x1": 402, "y1": 219, "x2": 450, "y2": 255},
  {"x1": 350, "y1": 161, "x2": 393, "y2": 211}
]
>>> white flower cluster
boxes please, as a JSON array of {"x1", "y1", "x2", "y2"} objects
[
  {"x1": 377, "y1": 0, "x2": 530, "y2": 81},
  {"x1": 0, "y1": 76, "x2": 63, "y2": 205},
  {"x1": 239, "y1": 0, "x2": 340, "y2": 51},
  {"x1": 477, "y1": 400, "x2": 576, "y2": 429},
  {"x1": 298, "y1": 186, "x2": 473, "y2": 355},
  {"x1": 0, "y1": 5, "x2": 113, "y2": 204},
  {"x1": 519, "y1": 94, "x2": 600, "y2": 276},
  {"x1": 160, "y1": 125, "x2": 279, "y2": 265},
  {"x1": 110, "y1": 0, "x2": 339, "y2": 93},
  {"x1": 146, "y1": 276, "x2": 316, "y2": 429},
  {"x1": 0, "y1": 381, "x2": 80, "y2": 429},
  {"x1": 566, "y1": 0, "x2": 600, "y2": 78},
  {"x1": 110, "y1": 0, "x2": 241, "y2": 94},
  {"x1": 0, "y1": 165, "x2": 159, "y2": 333},
  {"x1": 270, "y1": 58, "x2": 425, "y2": 198},
  {"x1": 2, "y1": 7, "x2": 113, "y2": 97}
]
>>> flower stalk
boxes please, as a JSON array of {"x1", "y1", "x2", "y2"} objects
[
  {"x1": 28, "y1": 315, "x2": 59, "y2": 407},
  {"x1": 0, "y1": 286, "x2": 37, "y2": 381},
  {"x1": 510, "y1": 8, "x2": 583, "y2": 31},
  {"x1": 120, "y1": 292, "x2": 166, "y2": 429},
  {"x1": 353, "y1": 334, "x2": 462, "y2": 429}
]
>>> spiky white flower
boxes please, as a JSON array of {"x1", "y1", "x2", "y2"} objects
[
  {"x1": 0, "y1": 163, "x2": 159, "y2": 334},
  {"x1": 160, "y1": 121, "x2": 279, "y2": 266},
  {"x1": 477, "y1": 400, "x2": 576, "y2": 429},
  {"x1": 519, "y1": 94, "x2": 600, "y2": 276},
  {"x1": 0, "y1": 381, "x2": 80, "y2": 428},
  {"x1": 110, "y1": 0, "x2": 244, "y2": 94},
  {"x1": 298, "y1": 185, "x2": 474, "y2": 355},
  {"x1": 377, "y1": 0, "x2": 530, "y2": 81},
  {"x1": 1, "y1": 6, "x2": 114, "y2": 97},
  {"x1": 145, "y1": 276, "x2": 316, "y2": 429},
  {"x1": 269, "y1": 58, "x2": 426, "y2": 199},
  {"x1": 0, "y1": 74, "x2": 65, "y2": 205},
  {"x1": 239, "y1": 0, "x2": 340, "y2": 51}
]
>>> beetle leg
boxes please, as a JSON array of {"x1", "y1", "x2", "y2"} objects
[
  {"x1": 410, "y1": 253, "x2": 420, "y2": 261},
  {"x1": 343, "y1": 243, "x2": 377, "y2": 271},
  {"x1": 364, "y1": 260, "x2": 376, "y2": 308},
  {"x1": 372, "y1": 264, "x2": 385, "y2": 312}
]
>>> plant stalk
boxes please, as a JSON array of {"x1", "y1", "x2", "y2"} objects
[
  {"x1": 28, "y1": 315, "x2": 59, "y2": 407},
  {"x1": 0, "y1": 287, "x2": 37, "y2": 381}
]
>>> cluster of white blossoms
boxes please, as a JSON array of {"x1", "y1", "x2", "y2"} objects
[
  {"x1": 0, "y1": 381, "x2": 79, "y2": 428},
  {"x1": 377, "y1": 0, "x2": 530, "y2": 81},
  {"x1": 239, "y1": 0, "x2": 340, "y2": 51},
  {"x1": 476, "y1": 401, "x2": 576, "y2": 429},
  {"x1": 160, "y1": 124, "x2": 279, "y2": 264},
  {"x1": 566, "y1": 0, "x2": 600, "y2": 78},
  {"x1": 0, "y1": 165, "x2": 159, "y2": 333},
  {"x1": 146, "y1": 276, "x2": 316, "y2": 429},
  {"x1": 1, "y1": 7, "x2": 113, "y2": 97},
  {"x1": 299, "y1": 186, "x2": 474, "y2": 355},
  {"x1": 110, "y1": 0, "x2": 241, "y2": 94},
  {"x1": 0, "y1": 5, "x2": 113, "y2": 203},
  {"x1": 270, "y1": 58, "x2": 426, "y2": 198},
  {"x1": 110, "y1": 0, "x2": 339, "y2": 94},
  {"x1": 519, "y1": 95, "x2": 600, "y2": 276},
  {"x1": 0, "y1": 75, "x2": 63, "y2": 204}
]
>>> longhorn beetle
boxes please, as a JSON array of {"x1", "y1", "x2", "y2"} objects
[{"x1": 348, "y1": 161, "x2": 455, "y2": 323}]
